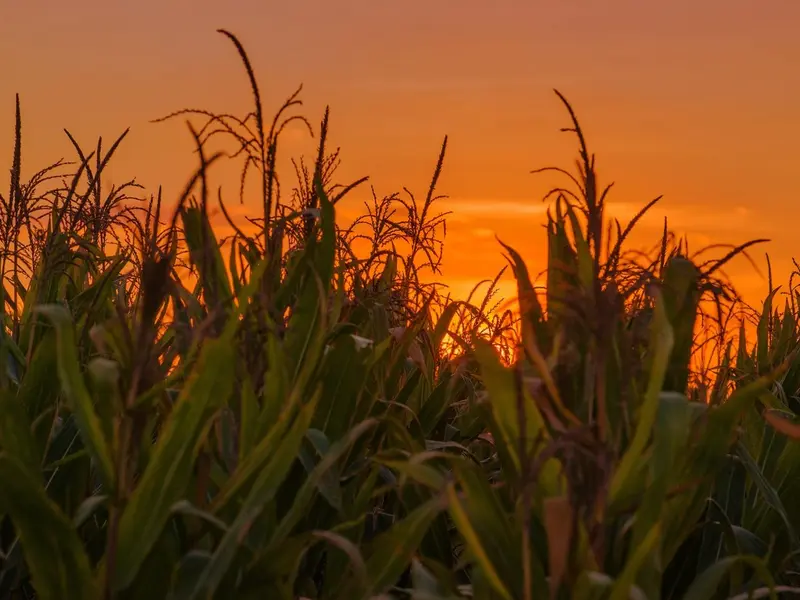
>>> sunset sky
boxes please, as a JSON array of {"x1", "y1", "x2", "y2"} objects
[{"x1": 2, "y1": 1, "x2": 799, "y2": 306}]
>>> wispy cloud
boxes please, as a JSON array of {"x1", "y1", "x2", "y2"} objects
[
  {"x1": 440, "y1": 197, "x2": 760, "y2": 235},
  {"x1": 603, "y1": 201, "x2": 758, "y2": 233},
  {"x1": 440, "y1": 198, "x2": 550, "y2": 216}
]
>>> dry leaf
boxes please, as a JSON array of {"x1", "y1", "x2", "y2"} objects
[
  {"x1": 543, "y1": 495, "x2": 573, "y2": 599},
  {"x1": 764, "y1": 409, "x2": 800, "y2": 440}
]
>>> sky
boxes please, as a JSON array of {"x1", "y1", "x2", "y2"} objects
[{"x1": 2, "y1": 0, "x2": 799, "y2": 307}]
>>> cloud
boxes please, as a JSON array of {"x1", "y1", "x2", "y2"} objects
[
  {"x1": 439, "y1": 197, "x2": 760, "y2": 236},
  {"x1": 603, "y1": 201, "x2": 758, "y2": 233},
  {"x1": 472, "y1": 228, "x2": 495, "y2": 238},
  {"x1": 440, "y1": 198, "x2": 550, "y2": 216}
]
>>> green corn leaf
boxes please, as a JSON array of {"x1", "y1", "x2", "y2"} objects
[
  {"x1": 545, "y1": 206, "x2": 578, "y2": 332},
  {"x1": 112, "y1": 334, "x2": 237, "y2": 591},
  {"x1": 697, "y1": 460, "x2": 748, "y2": 573},
  {"x1": 349, "y1": 494, "x2": 447, "y2": 599},
  {"x1": 418, "y1": 373, "x2": 455, "y2": 437},
  {"x1": 563, "y1": 201, "x2": 595, "y2": 298},
  {"x1": 187, "y1": 391, "x2": 321, "y2": 599},
  {"x1": 660, "y1": 256, "x2": 701, "y2": 394},
  {"x1": 283, "y1": 178, "x2": 336, "y2": 377},
  {"x1": 0, "y1": 390, "x2": 38, "y2": 473},
  {"x1": 180, "y1": 205, "x2": 233, "y2": 310},
  {"x1": 15, "y1": 330, "x2": 59, "y2": 425},
  {"x1": 313, "y1": 333, "x2": 372, "y2": 442},
  {"x1": 256, "y1": 332, "x2": 290, "y2": 440},
  {"x1": 497, "y1": 240, "x2": 549, "y2": 353},
  {"x1": 228, "y1": 238, "x2": 242, "y2": 297},
  {"x1": 0, "y1": 453, "x2": 97, "y2": 600},
  {"x1": 628, "y1": 391, "x2": 691, "y2": 596},
  {"x1": 35, "y1": 304, "x2": 115, "y2": 493},
  {"x1": 475, "y1": 340, "x2": 561, "y2": 494},
  {"x1": 683, "y1": 555, "x2": 777, "y2": 600},
  {"x1": 608, "y1": 288, "x2": 673, "y2": 509},
  {"x1": 86, "y1": 357, "x2": 122, "y2": 453},
  {"x1": 432, "y1": 301, "x2": 463, "y2": 355},
  {"x1": 445, "y1": 478, "x2": 514, "y2": 600},
  {"x1": 756, "y1": 288, "x2": 779, "y2": 375},
  {"x1": 266, "y1": 418, "x2": 378, "y2": 551},
  {"x1": 238, "y1": 376, "x2": 259, "y2": 461},
  {"x1": 213, "y1": 385, "x2": 306, "y2": 516},
  {"x1": 609, "y1": 522, "x2": 661, "y2": 600},
  {"x1": 735, "y1": 441, "x2": 800, "y2": 550}
]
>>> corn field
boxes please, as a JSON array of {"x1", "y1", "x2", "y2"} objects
[{"x1": 2, "y1": 29, "x2": 800, "y2": 600}]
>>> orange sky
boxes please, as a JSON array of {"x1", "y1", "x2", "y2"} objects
[{"x1": 2, "y1": 1, "x2": 800, "y2": 308}]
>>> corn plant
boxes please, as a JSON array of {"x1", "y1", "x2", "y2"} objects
[
  {"x1": 3, "y1": 26, "x2": 800, "y2": 600},
  {"x1": 0, "y1": 31, "x2": 488, "y2": 599},
  {"x1": 433, "y1": 93, "x2": 794, "y2": 600},
  {"x1": 678, "y1": 265, "x2": 800, "y2": 597}
]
